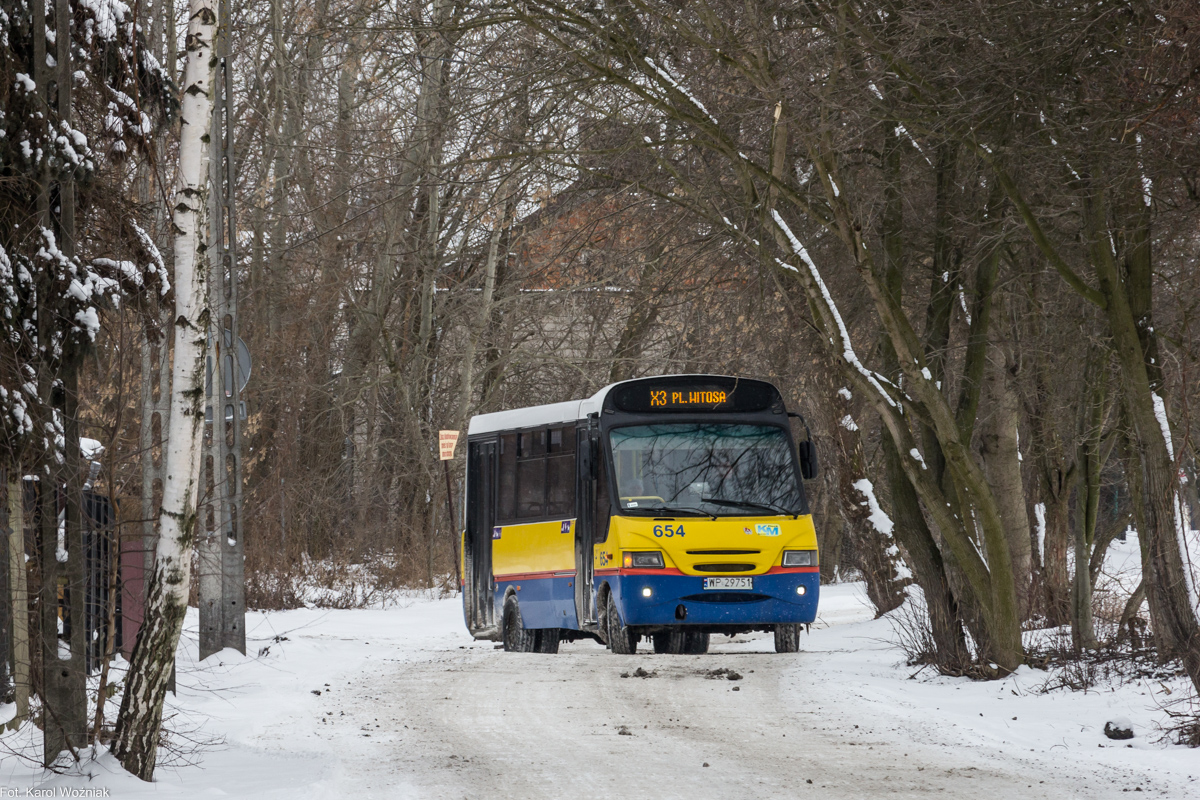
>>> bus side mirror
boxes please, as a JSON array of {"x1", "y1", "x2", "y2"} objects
[{"x1": 798, "y1": 440, "x2": 819, "y2": 481}]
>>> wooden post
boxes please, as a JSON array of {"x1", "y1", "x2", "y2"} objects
[{"x1": 444, "y1": 461, "x2": 459, "y2": 586}]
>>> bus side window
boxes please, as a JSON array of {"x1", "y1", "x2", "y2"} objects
[
  {"x1": 516, "y1": 430, "x2": 545, "y2": 518},
  {"x1": 498, "y1": 434, "x2": 516, "y2": 521},
  {"x1": 546, "y1": 425, "x2": 575, "y2": 515},
  {"x1": 519, "y1": 430, "x2": 545, "y2": 457}
]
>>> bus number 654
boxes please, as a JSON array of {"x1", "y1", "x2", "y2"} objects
[{"x1": 653, "y1": 524, "x2": 686, "y2": 538}]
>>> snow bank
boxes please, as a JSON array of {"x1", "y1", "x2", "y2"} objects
[{"x1": 2, "y1": 571, "x2": 1194, "y2": 798}]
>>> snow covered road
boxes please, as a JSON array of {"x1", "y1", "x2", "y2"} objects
[
  {"x1": 329, "y1": 587, "x2": 1191, "y2": 799},
  {"x1": 353, "y1": 640, "x2": 1075, "y2": 798},
  {"x1": 6, "y1": 583, "x2": 1197, "y2": 798}
]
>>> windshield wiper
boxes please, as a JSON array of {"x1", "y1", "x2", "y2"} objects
[
  {"x1": 701, "y1": 497, "x2": 796, "y2": 518},
  {"x1": 626, "y1": 504, "x2": 713, "y2": 519}
]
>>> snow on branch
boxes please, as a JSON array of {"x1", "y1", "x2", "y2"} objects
[
  {"x1": 131, "y1": 220, "x2": 171, "y2": 295},
  {"x1": 1034, "y1": 502, "x2": 1046, "y2": 564},
  {"x1": 643, "y1": 57, "x2": 718, "y2": 126},
  {"x1": 770, "y1": 210, "x2": 898, "y2": 408},
  {"x1": 853, "y1": 478, "x2": 911, "y2": 580},
  {"x1": 853, "y1": 478, "x2": 894, "y2": 537},
  {"x1": 1153, "y1": 392, "x2": 1199, "y2": 615}
]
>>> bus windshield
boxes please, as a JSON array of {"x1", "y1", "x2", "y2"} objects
[{"x1": 608, "y1": 423, "x2": 803, "y2": 516}]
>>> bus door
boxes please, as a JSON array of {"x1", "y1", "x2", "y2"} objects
[
  {"x1": 574, "y1": 421, "x2": 599, "y2": 629},
  {"x1": 465, "y1": 439, "x2": 497, "y2": 634}
]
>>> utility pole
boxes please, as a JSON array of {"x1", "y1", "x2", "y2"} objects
[
  {"x1": 36, "y1": 0, "x2": 88, "y2": 765},
  {"x1": 199, "y1": 0, "x2": 246, "y2": 660}
]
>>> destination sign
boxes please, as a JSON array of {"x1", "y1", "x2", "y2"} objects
[
  {"x1": 648, "y1": 387, "x2": 731, "y2": 409},
  {"x1": 609, "y1": 377, "x2": 781, "y2": 414}
]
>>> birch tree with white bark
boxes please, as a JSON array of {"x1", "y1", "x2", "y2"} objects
[{"x1": 110, "y1": 0, "x2": 218, "y2": 780}]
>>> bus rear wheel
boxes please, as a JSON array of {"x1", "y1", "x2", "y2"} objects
[
  {"x1": 774, "y1": 623, "x2": 801, "y2": 653},
  {"x1": 606, "y1": 593, "x2": 638, "y2": 654},
  {"x1": 534, "y1": 628, "x2": 560, "y2": 654},
  {"x1": 502, "y1": 596, "x2": 535, "y2": 652},
  {"x1": 652, "y1": 632, "x2": 685, "y2": 654},
  {"x1": 681, "y1": 631, "x2": 709, "y2": 654}
]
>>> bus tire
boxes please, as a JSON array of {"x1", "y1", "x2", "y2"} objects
[
  {"x1": 534, "y1": 628, "x2": 560, "y2": 654},
  {"x1": 681, "y1": 631, "x2": 709, "y2": 654},
  {"x1": 652, "y1": 632, "x2": 685, "y2": 654},
  {"x1": 502, "y1": 595, "x2": 534, "y2": 652},
  {"x1": 606, "y1": 593, "x2": 638, "y2": 654},
  {"x1": 774, "y1": 623, "x2": 800, "y2": 653}
]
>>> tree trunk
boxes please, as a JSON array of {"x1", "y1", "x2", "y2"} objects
[
  {"x1": 1071, "y1": 492, "x2": 1098, "y2": 651},
  {"x1": 111, "y1": 0, "x2": 218, "y2": 779},
  {"x1": 1116, "y1": 579, "x2": 1148, "y2": 647},
  {"x1": 866, "y1": 123, "x2": 967, "y2": 667},
  {"x1": 1084, "y1": 181, "x2": 1200, "y2": 691},
  {"x1": 5, "y1": 479, "x2": 30, "y2": 729},
  {"x1": 1039, "y1": 471, "x2": 1072, "y2": 625},
  {"x1": 864, "y1": 125, "x2": 964, "y2": 666},
  {"x1": 978, "y1": 337, "x2": 1032, "y2": 618},
  {"x1": 881, "y1": 436, "x2": 970, "y2": 672},
  {"x1": 1071, "y1": 348, "x2": 1107, "y2": 651},
  {"x1": 830, "y1": 389, "x2": 905, "y2": 617},
  {"x1": 815, "y1": 483, "x2": 844, "y2": 583}
]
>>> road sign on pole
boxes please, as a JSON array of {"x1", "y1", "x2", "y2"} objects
[
  {"x1": 439, "y1": 430, "x2": 460, "y2": 461},
  {"x1": 439, "y1": 430, "x2": 461, "y2": 585}
]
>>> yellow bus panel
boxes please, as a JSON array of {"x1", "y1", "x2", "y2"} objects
[
  {"x1": 492, "y1": 519, "x2": 575, "y2": 578},
  {"x1": 594, "y1": 514, "x2": 817, "y2": 575}
]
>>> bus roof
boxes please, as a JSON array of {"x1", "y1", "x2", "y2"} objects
[
  {"x1": 465, "y1": 374, "x2": 777, "y2": 436},
  {"x1": 466, "y1": 389, "x2": 609, "y2": 436}
]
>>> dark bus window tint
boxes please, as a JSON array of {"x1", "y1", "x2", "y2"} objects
[
  {"x1": 549, "y1": 428, "x2": 562, "y2": 452},
  {"x1": 519, "y1": 430, "x2": 546, "y2": 457},
  {"x1": 594, "y1": 457, "x2": 612, "y2": 543},
  {"x1": 546, "y1": 453, "x2": 575, "y2": 516},
  {"x1": 516, "y1": 456, "x2": 545, "y2": 518},
  {"x1": 498, "y1": 434, "x2": 516, "y2": 520}
]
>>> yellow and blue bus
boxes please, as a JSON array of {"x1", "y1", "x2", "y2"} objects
[{"x1": 461, "y1": 375, "x2": 820, "y2": 654}]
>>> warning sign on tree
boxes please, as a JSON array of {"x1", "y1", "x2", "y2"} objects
[{"x1": 439, "y1": 430, "x2": 460, "y2": 460}]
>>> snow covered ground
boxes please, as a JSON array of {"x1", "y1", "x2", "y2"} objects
[{"x1": 2, "y1": 580, "x2": 1197, "y2": 798}]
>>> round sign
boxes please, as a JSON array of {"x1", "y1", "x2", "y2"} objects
[{"x1": 206, "y1": 332, "x2": 251, "y2": 396}]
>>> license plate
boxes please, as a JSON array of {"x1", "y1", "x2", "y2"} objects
[{"x1": 703, "y1": 577, "x2": 753, "y2": 590}]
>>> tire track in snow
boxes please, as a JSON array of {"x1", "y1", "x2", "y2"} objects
[{"x1": 331, "y1": 637, "x2": 1142, "y2": 799}]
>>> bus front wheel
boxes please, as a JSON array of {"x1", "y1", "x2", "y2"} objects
[
  {"x1": 681, "y1": 631, "x2": 709, "y2": 654},
  {"x1": 606, "y1": 593, "x2": 638, "y2": 654},
  {"x1": 774, "y1": 624, "x2": 800, "y2": 653},
  {"x1": 502, "y1": 596, "x2": 535, "y2": 652}
]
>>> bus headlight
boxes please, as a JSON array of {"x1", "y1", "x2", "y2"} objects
[
  {"x1": 782, "y1": 550, "x2": 817, "y2": 567},
  {"x1": 623, "y1": 551, "x2": 665, "y2": 569}
]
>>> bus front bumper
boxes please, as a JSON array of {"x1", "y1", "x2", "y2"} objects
[{"x1": 601, "y1": 569, "x2": 820, "y2": 627}]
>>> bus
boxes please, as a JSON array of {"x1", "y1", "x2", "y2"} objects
[{"x1": 460, "y1": 374, "x2": 820, "y2": 654}]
